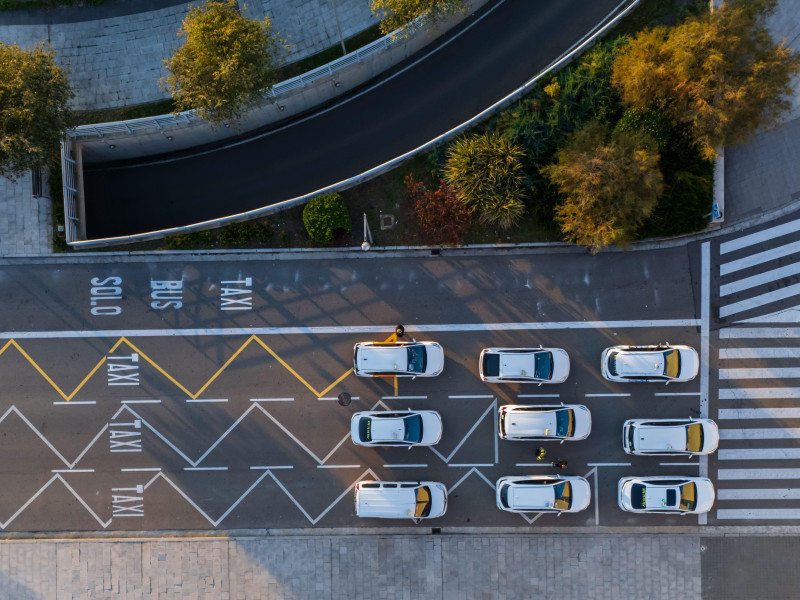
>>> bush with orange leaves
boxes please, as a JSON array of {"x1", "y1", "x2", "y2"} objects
[{"x1": 406, "y1": 174, "x2": 474, "y2": 246}]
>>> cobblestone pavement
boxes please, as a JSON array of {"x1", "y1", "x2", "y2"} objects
[
  {"x1": 0, "y1": 171, "x2": 51, "y2": 257},
  {"x1": 0, "y1": 534, "x2": 707, "y2": 600},
  {"x1": 0, "y1": 0, "x2": 376, "y2": 111}
]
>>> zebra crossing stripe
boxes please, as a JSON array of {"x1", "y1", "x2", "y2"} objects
[
  {"x1": 718, "y1": 408, "x2": 800, "y2": 420},
  {"x1": 720, "y1": 328, "x2": 800, "y2": 339},
  {"x1": 719, "y1": 368, "x2": 800, "y2": 380},
  {"x1": 720, "y1": 240, "x2": 800, "y2": 276},
  {"x1": 719, "y1": 347, "x2": 800, "y2": 359},
  {"x1": 719, "y1": 388, "x2": 800, "y2": 400},
  {"x1": 719, "y1": 468, "x2": 800, "y2": 479},
  {"x1": 719, "y1": 428, "x2": 800, "y2": 439},
  {"x1": 718, "y1": 488, "x2": 800, "y2": 500},
  {"x1": 718, "y1": 448, "x2": 800, "y2": 460},
  {"x1": 717, "y1": 509, "x2": 800, "y2": 519},
  {"x1": 719, "y1": 218, "x2": 800, "y2": 254},
  {"x1": 719, "y1": 282, "x2": 800, "y2": 318},
  {"x1": 720, "y1": 262, "x2": 800, "y2": 297}
]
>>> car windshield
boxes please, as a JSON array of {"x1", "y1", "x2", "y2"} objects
[
  {"x1": 679, "y1": 483, "x2": 697, "y2": 511},
  {"x1": 607, "y1": 351, "x2": 619, "y2": 376},
  {"x1": 359, "y1": 418, "x2": 372, "y2": 442},
  {"x1": 555, "y1": 409, "x2": 575, "y2": 437},
  {"x1": 631, "y1": 483, "x2": 646, "y2": 509},
  {"x1": 552, "y1": 481, "x2": 572, "y2": 510},
  {"x1": 403, "y1": 415, "x2": 423, "y2": 442},
  {"x1": 499, "y1": 484, "x2": 510, "y2": 508},
  {"x1": 415, "y1": 486, "x2": 432, "y2": 518},
  {"x1": 663, "y1": 349, "x2": 681, "y2": 378},
  {"x1": 534, "y1": 352, "x2": 553, "y2": 380},
  {"x1": 482, "y1": 353, "x2": 500, "y2": 377},
  {"x1": 407, "y1": 346, "x2": 427, "y2": 373},
  {"x1": 686, "y1": 423, "x2": 704, "y2": 453}
]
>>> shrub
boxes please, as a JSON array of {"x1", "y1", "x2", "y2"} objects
[
  {"x1": 218, "y1": 222, "x2": 255, "y2": 247},
  {"x1": 164, "y1": 230, "x2": 214, "y2": 249},
  {"x1": 253, "y1": 220, "x2": 273, "y2": 245},
  {"x1": 406, "y1": 174, "x2": 473, "y2": 245},
  {"x1": 302, "y1": 193, "x2": 351, "y2": 244},
  {"x1": 613, "y1": 107, "x2": 672, "y2": 151}
]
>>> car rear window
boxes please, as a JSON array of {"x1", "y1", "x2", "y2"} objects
[
  {"x1": 415, "y1": 486, "x2": 432, "y2": 518},
  {"x1": 632, "y1": 483, "x2": 646, "y2": 509},
  {"x1": 663, "y1": 349, "x2": 681, "y2": 378},
  {"x1": 686, "y1": 423, "x2": 704, "y2": 453},
  {"x1": 607, "y1": 351, "x2": 619, "y2": 376},
  {"x1": 359, "y1": 418, "x2": 372, "y2": 442},
  {"x1": 553, "y1": 481, "x2": 571, "y2": 510},
  {"x1": 483, "y1": 353, "x2": 500, "y2": 377},
  {"x1": 555, "y1": 409, "x2": 574, "y2": 437},
  {"x1": 534, "y1": 352, "x2": 553, "y2": 380},
  {"x1": 679, "y1": 483, "x2": 697, "y2": 511}
]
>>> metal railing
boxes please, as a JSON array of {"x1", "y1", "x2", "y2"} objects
[{"x1": 60, "y1": 135, "x2": 80, "y2": 243}]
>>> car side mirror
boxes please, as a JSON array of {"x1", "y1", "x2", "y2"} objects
[
  {"x1": 560, "y1": 439, "x2": 565, "y2": 445},
  {"x1": 538, "y1": 382, "x2": 543, "y2": 387},
  {"x1": 665, "y1": 380, "x2": 670, "y2": 385}
]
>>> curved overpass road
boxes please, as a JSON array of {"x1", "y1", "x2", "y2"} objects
[{"x1": 83, "y1": 0, "x2": 624, "y2": 239}]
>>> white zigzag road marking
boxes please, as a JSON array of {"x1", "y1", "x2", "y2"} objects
[
  {"x1": 0, "y1": 474, "x2": 111, "y2": 529},
  {"x1": 430, "y1": 399, "x2": 497, "y2": 464},
  {"x1": 144, "y1": 472, "x2": 216, "y2": 526}
]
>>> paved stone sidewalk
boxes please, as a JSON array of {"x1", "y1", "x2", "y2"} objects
[
  {"x1": 0, "y1": 0, "x2": 376, "y2": 111},
  {"x1": 0, "y1": 534, "x2": 703, "y2": 600},
  {"x1": 0, "y1": 172, "x2": 52, "y2": 257}
]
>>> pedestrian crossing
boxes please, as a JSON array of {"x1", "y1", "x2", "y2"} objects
[{"x1": 712, "y1": 217, "x2": 800, "y2": 522}]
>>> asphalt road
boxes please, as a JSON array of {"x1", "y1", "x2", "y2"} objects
[
  {"x1": 81, "y1": 0, "x2": 626, "y2": 239},
  {"x1": 2, "y1": 213, "x2": 800, "y2": 532}
]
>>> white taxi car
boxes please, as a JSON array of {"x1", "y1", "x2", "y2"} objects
[
  {"x1": 353, "y1": 341, "x2": 444, "y2": 377},
  {"x1": 618, "y1": 476, "x2": 715, "y2": 514},
  {"x1": 497, "y1": 404, "x2": 591, "y2": 441},
  {"x1": 601, "y1": 344, "x2": 699, "y2": 383},
  {"x1": 496, "y1": 475, "x2": 591, "y2": 514},
  {"x1": 622, "y1": 418, "x2": 719, "y2": 456},
  {"x1": 350, "y1": 410, "x2": 443, "y2": 447},
  {"x1": 479, "y1": 347, "x2": 570, "y2": 384}
]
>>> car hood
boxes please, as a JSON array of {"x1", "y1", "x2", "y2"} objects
[
  {"x1": 424, "y1": 344, "x2": 445, "y2": 376},
  {"x1": 550, "y1": 349, "x2": 570, "y2": 383},
  {"x1": 678, "y1": 348, "x2": 700, "y2": 380},
  {"x1": 569, "y1": 477, "x2": 591, "y2": 512},
  {"x1": 419, "y1": 411, "x2": 443, "y2": 445}
]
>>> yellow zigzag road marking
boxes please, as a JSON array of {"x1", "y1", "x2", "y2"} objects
[{"x1": 0, "y1": 333, "x2": 399, "y2": 402}]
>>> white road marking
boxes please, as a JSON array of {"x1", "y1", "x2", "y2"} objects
[
  {"x1": 721, "y1": 240, "x2": 800, "y2": 275},
  {"x1": 516, "y1": 463, "x2": 555, "y2": 467},
  {"x1": 587, "y1": 463, "x2": 631, "y2": 467},
  {"x1": 185, "y1": 467, "x2": 228, "y2": 471},
  {"x1": 719, "y1": 218, "x2": 800, "y2": 254},
  {"x1": 659, "y1": 463, "x2": 698, "y2": 466},
  {"x1": 720, "y1": 262, "x2": 800, "y2": 296},
  {"x1": 718, "y1": 408, "x2": 800, "y2": 420},
  {"x1": 719, "y1": 468, "x2": 800, "y2": 479},
  {"x1": 720, "y1": 347, "x2": 800, "y2": 359},
  {"x1": 736, "y1": 306, "x2": 800, "y2": 324},
  {"x1": 121, "y1": 399, "x2": 161, "y2": 404},
  {"x1": 719, "y1": 428, "x2": 800, "y2": 439},
  {"x1": 122, "y1": 468, "x2": 162, "y2": 472},
  {"x1": 719, "y1": 448, "x2": 800, "y2": 460},
  {"x1": 718, "y1": 488, "x2": 800, "y2": 500},
  {"x1": 518, "y1": 394, "x2": 560, "y2": 398},
  {"x1": 318, "y1": 396, "x2": 360, "y2": 401},
  {"x1": 449, "y1": 463, "x2": 494, "y2": 467},
  {"x1": 448, "y1": 467, "x2": 495, "y2": 494},
  {"x1": 187, "y1": 398, "x2": 228, "y2": 403},
  {"x1": 430, "y1": 400, "x2": 497, "y2": 464},
  {"x1": 383, "y1": 464, "x2": 428, "y2": 468},
  {"x1": 53, "y1": 401, "x2": 96, "y2": 405},
  {"x1": 0, "y1": 319, "x2": 702, "y2": 339},
  {"x1": 51, "y1": 469, "x2": 94, "y2": 473},
  {"x1": 317, "y1": 465, "x2": 360, "y2": 469},
  {"x1": 717, "y1": 509, "x2": 800, "y2": 520},
  {"x1": 146, "y1": 473, "x2": 214, "y2": 525},
  {"x1": 449, "y1": 395, "x2": 494, "y2": 399},
  {"x1": 654, "y1": 392, "x2": 701, "y2": 396},
  {"x1": 249, "y1": 466, "x2": 293, "y2": 469},
  {"x1": 585, "y1": 393, "x2": 630, "y2": 397},
  {"x1": 720, "y1": 283, "x2": 800, "y2": 318},
  {"x1": 719, "y1": 388, "x2": 800, "y2": 400},
  {"x1": 721, "y1": 327, "x2": 800, "y2": 339},
  {"x1": 382, "y1": 396, "x2": 427, "y2": 400},
  {"x1": 251, "y1": 398, "x2": 295, "y2": 402},
  {"x1": 700, "y1": 241, "x2": 710, "y2": 510},
  {"x1": 720, "y1": 368, "x2": 800, "y2": 379}
]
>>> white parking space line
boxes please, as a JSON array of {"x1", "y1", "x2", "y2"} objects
[
  {"x1": 719, "y1": 218, "x2": 800, "y2": 254},
  {"x1": 383, "y1": 464, "x2": 428, "y2": 468},
  {"x1": 654, "y1": 392, "x2": 701, "y2": 396},
  {"x1": 0, "y1": 319, "x2": 702, "y2": 340},
  {"x1": 122, "y1": 399, "x2": 161, "y2": 404},
  {"x1": 720, "y1": 283, "x2": 800, "y2": 318},
  {"x1": 449, "y1": 395, "x2": 494, "y2": 399},
  {"x1": 516, "y1": 463, "x2": 555, "y2": 467},
  {"x1": 187, "y1": 398, "x2": 227, "y2": 403},
  {"x1": 718, "y1": 408, "x2": 800, "y2": 420},
  {"x1": 449, "y1": 463, "x2": 494, "y2": 467},
  {"x1": 317, "y1": 465, "x2": 360, "y2": 469},
  {"x1": 718, "y1": 488, "x2": 800, "y2": 500},
  {"x1": 53, "y1": 401, "x2": 96, "y2": 405},
  {"x1": 382, "y1": 396, "x2": 427, "y2": 400},
  {"x1": 721, "y1": 327, "x2": 800, "y2": 339},
  {"x1": 720, "y1": 347, "x2": 800, "y2": 359},
  {"x1": 719, "y1": 448, "x2": 800, "y2": 460},
  {"x1": 52, "y1": 469, "x2": 94, "y2": 473},
  {"x1": 249, "y1": 466, "x2": 293, "y2": 470},
  {"x1": 719, "y1": 428, "x2": 800, "y2": 439},
  {"x1": 251, "y1": 398, "x2": 295, "y2": 402},
  {"x1": 585, "y1": 393, "x2": 630, "y2": 397},
  {"x1": 717, "y1": 509, "x2": 800, "y2": 520},
  {"x1": 587, "y1": 463, "x2": 631, "y2": 467},
  {"x1": 721, "y1": 239, "x2": 800, "y2": 275},
  {"x1": 720, "y1": 368, "x2": 800, "y2": 379},
  {"x1": 122, "y1": 468, "x2": 162, "y2": 472},
  {"x1": 184, "y1": 467, "x2": 228, "y2": 471},
  {"x1": 659, "y1": 463, "x2": 698, "y2": 466},
  {"x1": 318, "y1": 396, "x2": 360, "y2": 401},
  {"x1": 518, "y1": 394, "x2": 560, "y2": 398},
  {"x1": 718, "y1": 468, "x2": 800, "y2": 479},
  {"x1": 719, "y1": 388, "x2": 800, "y2": 400},
  {"x1": 720, "y1": 262, "x2": 800, "y2": 296}
]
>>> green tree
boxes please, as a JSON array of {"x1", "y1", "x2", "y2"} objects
[
  {"x1": 611, "y1": 0, "x2": 800, "y2": 159},
  {"x1": 443, "y1": 132, "x2": 527, "y2": 230},
  {"x1": 370, "y1": 0, "x2": 467, "y2": 36},
  {"x1": 302, "y1": 193, "x2": 351, "y2": 244},
  {"x1": 163, "y1": 0, "x2": 284, "y2": 123},
  {"x1": 544, "y1": 121, "x2": 663, "y2": 253},
  {"x1": 0, "y1": 42, "x2": 72, "y2": 181}
]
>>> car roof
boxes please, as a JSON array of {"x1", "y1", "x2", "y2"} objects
[
  {"x1": 618, "y1": 351, "x2": 663, "y2": 376},
  {"x1": 636, "y1": 424, "x2": 687, "y2": 451},
  {"x1": 644, "y1": 484, "x2": 679, "y2": 509},
  {"x1": 510, "y1": 485, "x2": 555, "y2": 510},
  {"x1": 357, "y1": 487, "x2": 417, "y2": 518},
  {"x1": 369, "y1": 418, "x2": 406, "y2": 441},
  {"x1": 358, "y1": 346, "x2": 407, "y2": 372},
  {"x1": 499, "y1": 353, "x2": 537, "y2": 378},
  {"x1": 505, "y1": 410, "x2": 558, "y2": 437}
]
